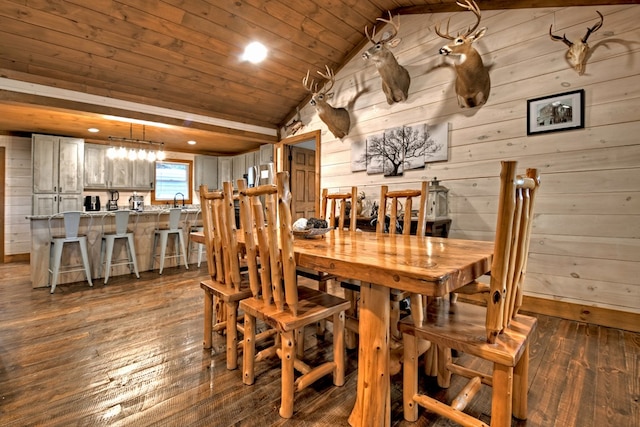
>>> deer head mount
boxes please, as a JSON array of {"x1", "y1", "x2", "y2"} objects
[
  {"x1": 435, "y1": 0, "x2": 491, "y2": 108},
  {"x1": 549, "y1": 11, "x2": 604, "y2": 75},
  {"x1": 303, "y1": 66, "x2": 351, "y2": 139},
  {"x1": 363, "y1": 11, "x2": 411, "y2": 105}
]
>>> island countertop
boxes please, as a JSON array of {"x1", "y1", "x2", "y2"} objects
[
  {"x1": 28, "y1": 207, "x2": 202, "y2": 289},
  {"x1": 26, "y1": 206, "x2": 201, "y2": 220}
]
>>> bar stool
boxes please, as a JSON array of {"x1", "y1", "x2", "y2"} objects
[
  {"x1": 150, "y1": 207, "x2": 189, "y2": 274},
  {"x1": 48, "y1": 211, "x2": 93, "y2": 294},
  {"x1": 99, "y1": 210, "x2": 140, "y2": 284},
  {"x1": 187, "y1": 209, "x2": 205, "y2": 267}
]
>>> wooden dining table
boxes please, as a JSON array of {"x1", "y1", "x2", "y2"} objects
[{"x1": 191, "y1": 228, "x2": 494, "y2": 426}]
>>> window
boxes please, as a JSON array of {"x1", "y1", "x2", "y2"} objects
[{"x1": 151, "y1": 159, "x2": 193, "y2": 205}]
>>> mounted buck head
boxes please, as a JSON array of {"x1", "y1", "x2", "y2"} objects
[
  {"x1": 303, "y1": 66, "x2": 351, "y2": 139},
  {"x1": 363, "y1": 11, "x2": 411, "y2": 105},
  {"x1": 549, "y1": 11, "x2": 603, "y2": 75},
  {"x1": 435, "y1": 0, "x2": 491, "y2": 108}
]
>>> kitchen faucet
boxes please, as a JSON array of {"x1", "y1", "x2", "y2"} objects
[{"x1": 174, "y1": 192, "x2": 185, "y2": 208}]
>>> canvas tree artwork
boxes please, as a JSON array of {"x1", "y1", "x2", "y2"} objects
[{"x1": 351, "y1": 122, "x2": 449, "y2": 175}]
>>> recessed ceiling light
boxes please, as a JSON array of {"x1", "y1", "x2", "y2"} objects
[
  {"x1": 187, "y1": 140, "x2": 197, "y2": 145},
  {"x1": 242, "y1": 42, "x2": 267, "y2": 64},
  {"x1": 88, "y1": 127, "x2": 100, "y2": 133}
]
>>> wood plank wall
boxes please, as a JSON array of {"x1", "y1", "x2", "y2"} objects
[
  {"x1": 283, "y1": 5, "x2": 640, "y2": 317},
  {"x1": 0, "y1": 135, "x2": 31, "y2": 259}
]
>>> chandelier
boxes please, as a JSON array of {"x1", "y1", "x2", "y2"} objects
[{"x1": 107, "y1": 124, "x2": 166, "y2": 162}]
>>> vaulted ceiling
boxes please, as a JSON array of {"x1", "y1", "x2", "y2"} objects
[{"x1": 0, "y1": 0, "x2": 629, "y2": 155}]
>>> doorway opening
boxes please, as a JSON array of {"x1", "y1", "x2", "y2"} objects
[{"x1": 274, "y1": 130, "x2": 321, "y2": 220}]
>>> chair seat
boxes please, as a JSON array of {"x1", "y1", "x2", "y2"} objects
[
  {"x1": 240, "y1": 285, "x2": 350, "y2": 333},
  {"x1": 200, "y1": 278, "x2": 253, "y2": 303},
  {"x1": 399, "y1": 299, "x2": 537, "y2": 367},
  {"x1": 51, "y1": 233, "x2": 87, "y2": 241}
]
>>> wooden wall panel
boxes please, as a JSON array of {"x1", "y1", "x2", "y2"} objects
[
  {"x1": 284, "y1": 5, "x2": 640, "y2": 314},
  {"x1": 0, "y1": 135, "x2": 32, "y2": 257}
]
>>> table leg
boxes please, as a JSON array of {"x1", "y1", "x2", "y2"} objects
[{"x1": 348, "y1": 282, "x2": 390, "y2": 427}]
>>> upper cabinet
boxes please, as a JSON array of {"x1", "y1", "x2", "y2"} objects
[
  {"x1": 194, "y1": 155, "x2": 218, "y2": 191},
  {"x1": 33, "y1": 134, "x2": 84, "y2": 194},
  {"x1": 32, "y1": 134, "x2": 84, "y2": 215},
  {"x1": 217, "y1": 157, "x2": 232, "y2": 190},
  {"x1": 83, "y1": 143, "x2": 108, "y2": 189},
  {"x1": 232, "y1": 153, "x2": 246, "y2": 183},
  {"x1": 83, "y1": 144, "x2": 154, "y2": 190},
  {"x1": 260, "y1": 144, "x2": 273, "y2": 165}
]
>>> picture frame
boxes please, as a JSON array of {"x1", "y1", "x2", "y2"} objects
[{"x1": 527, "y1": 89, "x2": 585, "y2": 135}]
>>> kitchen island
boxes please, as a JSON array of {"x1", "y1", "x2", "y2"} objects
[{"x1": 27, "y1": 208, "x2": 200, "y2": 289}]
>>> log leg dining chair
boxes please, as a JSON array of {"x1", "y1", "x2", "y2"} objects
[
  {"x1": 99, "y1": 210, "x2": 140, "y2": 285},
  {"x1": 149, "y1": 207, "x2": 189, "y2": 274},
  {"x1": 399, "y1": 161, "x2": 541, "y2": 427},
  {"x1": 187, "y1": 209, "x2": 205, "y2": 267},
  {"x1": 295, "y1": 187, "x2": 357, "y2": 293},
  {"x1": 47, "y1": 211, "x2": 94, "y2": 293},
  {"x1": 238, "y1": 172, "x2": 350, "y2": 419},
  {"x1": 199, "y1": 182, "x2": 275, "y2": 370},
  {"x1": 295, "y1": 187, "x2": 358, "y2": 348}
]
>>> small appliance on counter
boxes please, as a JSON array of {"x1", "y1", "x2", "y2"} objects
[
  {"x1": 129, "y1": 193, "x2": 144, "y2": 211},
  {"x1": 84, "y1": 195, "x2": 101, "y2": 211},
  {"x1": 107, "y1": 190, "x2": 119, "y2": 211}
]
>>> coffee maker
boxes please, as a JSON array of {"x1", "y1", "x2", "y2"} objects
[
  {"x1": 129, "y1": 192, "x2": 144, "y2": 211},
  {"x1": 106, "y1": 190, "x2": 119, "y2": 211},
  {"x1": 84, "y1": 195, "x2": 101, "y2": 211}
]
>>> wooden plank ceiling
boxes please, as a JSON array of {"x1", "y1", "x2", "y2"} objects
[{"x1": 0, "y1": 0, "x2": 629, "y2": 155}]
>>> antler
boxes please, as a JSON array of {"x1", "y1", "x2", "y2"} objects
[
  {"x1": 550, "y1": 10, "x2": 604, "y2": 47},
  {"x1": 549, "y1": 26, "x2": 573, "y2": 47},
  {"x1": 457, "y1": 0, "x2": 482, "y2": 37},
  {"x1": 303, "y1": 66, "x2": 336, "y2": 95},
  {"x1": 581, "y1": 10, "x2": 603, "y2": 43},
  {"x1": 365, "y1": 11, "x2": 399, "y2": 44},
  {"x1": 316, "y1": 65, "x2": 335, "y2": 94},
  {"x1": 435, "y1": 0, "x2": 481, "y2": 40},
  {"x1": 302, "y1": 70, "x2": 318, "y2": 94}
]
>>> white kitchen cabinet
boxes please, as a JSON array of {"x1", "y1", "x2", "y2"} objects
[
  {"x1": 194, "y1": 155, "x2": 218, "y2": 191},
  {"x1": 131, "y1": 158, "x2": 154, "y2": 190},
  {"x1": 218, "y1": 157, "x2": 232, "y2": 190},
  {"x1": 260, "y1": 144, "x2": 273, "y2": 165},
  {"x1": 232, "y1": 153, "x2": 246, "y2": 184},
  {"x1": 84, "y1": 143, "x2": 108, "y2": 189},
  {"x1": 33, "y1": 194, "x2": 85, "y2": 216},
  {"x1": 107, "y1": 156, "x2": 130, "y2": 189},
  {"x1": 32, "y1": 134, "x2": 84, "y2": 215},
  {"x1": 105, "y1": 155, "x2": 154, "y2": 190}
]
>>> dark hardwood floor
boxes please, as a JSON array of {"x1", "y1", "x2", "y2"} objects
[{"x1": 0, "y1": 262, "x2": 637, "y2": 426}]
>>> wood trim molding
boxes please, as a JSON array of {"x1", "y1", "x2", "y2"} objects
[
  {"x1": 4, "y1": 254, "x2": 29, "y2": 263},
  {"x1": 458, "y1": 294, "x2": 640, "y2": 333}
]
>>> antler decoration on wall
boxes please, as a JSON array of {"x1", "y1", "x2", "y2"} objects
[
  {"x1": 549, "y1": 11, "x2": 604, "y2": 75},
  {"x1": 363, "y1": 11, "x2": 411, "y2": 105},
  {"x1": 435, "y1": 0, "x2": 491, "y2": 109},
  {"x1": 302, "y1": 66, "x2": 351, "y2": 139}
]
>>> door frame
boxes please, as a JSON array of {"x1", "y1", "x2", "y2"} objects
[{"x1": 274, "y1": 130, "x2": 321, "y2": 217}]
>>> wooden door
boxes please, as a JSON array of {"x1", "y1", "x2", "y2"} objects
[{"x1": 290, "y1": 146, "x2": 316, "y2": 220}]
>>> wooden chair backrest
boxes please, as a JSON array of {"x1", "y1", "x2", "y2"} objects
[
  {"x1": 321, "y1": 187, "x2": 357, "y2": 231},
  {"x1": 199, "y1": 184, "x2": 225, "y2": 282},
  {"x1": 486, "y1": 161, "x2": 540, "y2": 343},
  {"x1": 377, "y1": 181, "x2": 429, "y2": 235},
  {"x1": 238, "y1": 172, "x2": 300, "y2": 315},
  {"x1": 199, "y1": 183, "x2": 243, "y2": 289}
]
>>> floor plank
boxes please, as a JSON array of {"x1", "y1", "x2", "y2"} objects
[{"x1": 0, "y1": 262, "x2": 638, "y2": 426}]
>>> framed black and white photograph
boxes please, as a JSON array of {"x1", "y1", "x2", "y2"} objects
[{"x1": 527, "y1": 89, "x2": 585, "y2": 135}]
